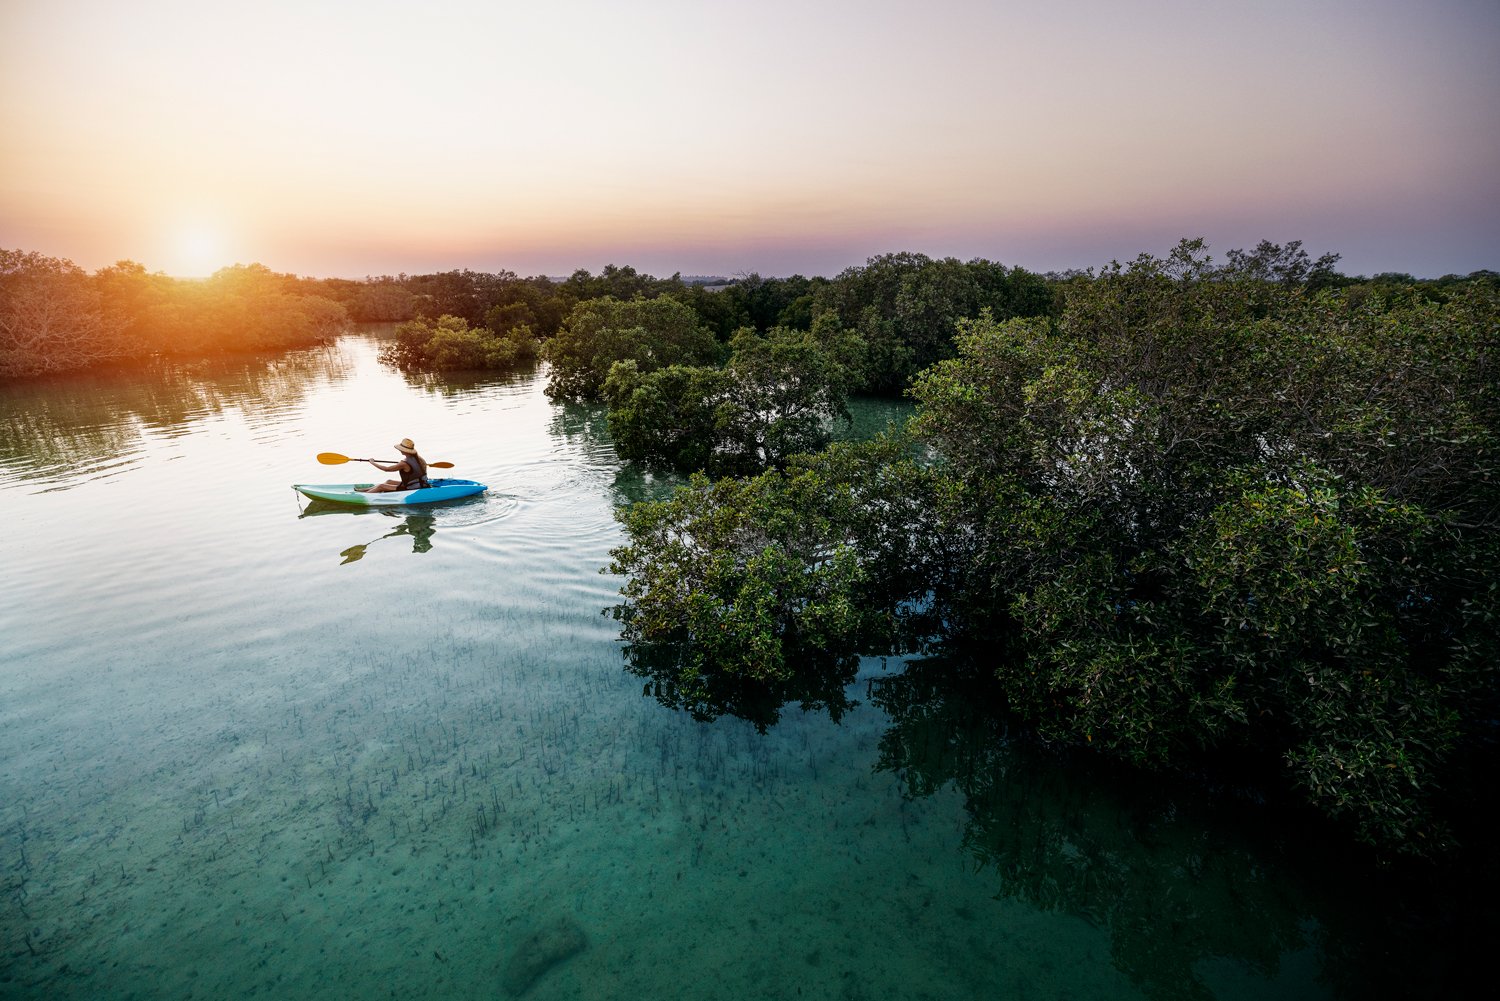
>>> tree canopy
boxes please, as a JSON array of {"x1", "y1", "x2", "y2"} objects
[
  {"x1": 1, "y1": 250, "x2": 127, "y2": 378},
  {"x1": 543, "y1": 295, "x2": 719, "y2": 402},
  {"x1": 603, "y1": 320, "x2": 866, "y2": 477},
  {"x1": 812, "y1": 252, "x2": 1055, "y2": 394},
  {"x1": 2, "y1": 251, "x2": 347, "y2": 378},
  {"x1": 378, "y1": 314, "x2": 539, "y2": 372}
]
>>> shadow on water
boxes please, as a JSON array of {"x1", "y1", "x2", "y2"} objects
[
  {"x1": 869, "y1": 656, "x2": 1493, "y2": 1001},
  {"x1": 621, "y1": 641, "x2": 861, "y2": 733},
  {"x1": 622, "y1": 634, "x2": 1492, "y2": 1000},
  {"x1": 871, "y1": 658, "x2": 1315, "y2": 1001},
  {"x1": 340, "y1": 514, "x2": 435, "y2": 563}
]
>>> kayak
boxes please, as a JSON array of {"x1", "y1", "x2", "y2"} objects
[{"x1": 293, "y1": 478, "x2": 488, "y2": 506}]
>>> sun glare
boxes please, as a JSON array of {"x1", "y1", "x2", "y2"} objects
[{"x1": 171, "y1": 227, "x2": 224, "y2": 277}]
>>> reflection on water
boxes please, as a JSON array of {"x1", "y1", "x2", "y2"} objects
[
  {"x1": 0, "y1": 333, "x2": 1474, "y2": 1001},
  {"x1": 873, "y1": 660, "x2": 1309, "y2": 1001},
  {"x1": 331, "y1": 513, "x2": 437, "y2": 563},
  {"x1": 0, "y1": 344, "x2": 358, "y2": 491},
  {"x1": 868, "y1": 657, "x2": 1489, "y2": 1001},
  {"x1": 398, "y1": 362, "x2": 543, "y2": 400},
  {"x1": 624, "y1": 641, "x2": 861, "y2": 732},
  {"x1": 296, "y1": 501, "x2": 483, "y2": 563}
]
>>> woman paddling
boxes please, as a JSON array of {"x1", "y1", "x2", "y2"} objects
[{"x1": 356, "y1": 437, "x2": 430, "y2": 493}]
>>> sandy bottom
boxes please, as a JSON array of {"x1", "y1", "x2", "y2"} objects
[{"x1": 3, "y1": 634, "x2": 1145, "y2": 1001}]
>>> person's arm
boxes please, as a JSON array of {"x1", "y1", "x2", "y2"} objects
[{"x1": 369, "y1": 460, "x2": 403, "y2": 473}]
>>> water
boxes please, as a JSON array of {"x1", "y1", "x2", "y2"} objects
[{"x1": 0, "y1": 332, "x2": 1453, "y2": 999}]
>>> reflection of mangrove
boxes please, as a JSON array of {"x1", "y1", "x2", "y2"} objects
[
  {"x1": 547, "y1": 400, "x2": 682, "y2": 506},
  {"x1": 0, "y1": 341, "x2": 356, "y2": 481},
  {"x1": 547, "y1": 399, "x2": 612, "y2": 455},
  {"x1": 870, "y1": 657, "x2": 1489, "y2": 1001},
  {"x1": 396, "y1": 360, "x2": 540, "y2": 399},
  {"x1": 873, "y1": 658, "x2": 1316, "y2": 1000},
  {"x1": 623, "y1": 641, "x2": 858, "y2": 733},
  {"x1": 296, "y1": 504, "x2": 438, "y2": 563}
]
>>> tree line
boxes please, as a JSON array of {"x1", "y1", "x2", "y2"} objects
[
  {"x1": 8, "y1": 239, "x2": 1486, "y2": 384},
  {"x1": 0, "y1": 253, "x2": 351, "y2": 378}
]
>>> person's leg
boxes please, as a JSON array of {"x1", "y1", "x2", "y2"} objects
[{"x1": 357, "y1": 480, "x2": 403, "y2": 493}]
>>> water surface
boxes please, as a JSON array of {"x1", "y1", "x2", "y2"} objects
[{"x1": 0, "y1": 333, "x2": 1441, "y2": 999}]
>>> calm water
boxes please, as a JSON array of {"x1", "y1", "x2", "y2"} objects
[{"x1": 0, "y1": 332, "x2": 1450, "y2": 1000}]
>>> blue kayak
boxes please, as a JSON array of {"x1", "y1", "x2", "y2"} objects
[{"x1": 293, "y1": 478, "x2": 488, "y2": 506}]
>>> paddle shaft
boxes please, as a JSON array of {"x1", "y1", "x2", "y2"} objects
[{"x1": 317, "y1": 452, "x2": 454, "y2": 469}]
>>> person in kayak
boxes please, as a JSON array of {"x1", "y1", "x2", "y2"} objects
[{"x1": 356, "y1": 437, "x2": 431, "y2": 493}]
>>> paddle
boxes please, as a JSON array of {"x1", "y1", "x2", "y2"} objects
[{"x1": 317, "y1": 452, "x2": 455, "y2": 469}]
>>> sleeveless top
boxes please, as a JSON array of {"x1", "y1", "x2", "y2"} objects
[{"x1": 398, "y1": 453, "x2": 429, "y2": 490}]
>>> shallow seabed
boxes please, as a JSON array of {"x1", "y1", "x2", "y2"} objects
[{"x1": 2, "y1": 334, "x2": 1346, "y2": 999}]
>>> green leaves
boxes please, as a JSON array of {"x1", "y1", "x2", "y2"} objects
[
  {"x1": 812, "y1": 252, "x2": 1053, "y2": 394},
  {"x1": 608, "y1": 469, "x2": 879, "y2": 686},
  {"x1": 378, "y1": 314, "x2": 538, "y2": 372},
  {"x1": 602, "y1": 321, "x2": 868, "y2": 477},
  {"x1": 543, "y1": 295, "x2": 719, "y2": 402},
  {"x1": 604, "y1": 360, "x2": 731, "y2": 473},
  {"x1": 911, "y1": 259, "x2": 1498, "y2": 856}
]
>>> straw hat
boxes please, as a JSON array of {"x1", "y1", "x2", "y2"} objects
[{"x1": 394, "y1": 438, "x2": 418, "y2": 455}]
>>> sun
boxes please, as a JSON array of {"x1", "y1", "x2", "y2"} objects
[{"x1": 170, "y1": 226, "x2": 225, "y2": 277}]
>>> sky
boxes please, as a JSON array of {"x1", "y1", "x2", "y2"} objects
[{"x1": 2, "y1": 0, "x2": 1497, "y2": 279}]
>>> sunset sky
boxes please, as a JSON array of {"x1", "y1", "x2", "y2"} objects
[{"x1": 2, "y1": 0, "x2": 1496, "y2": 279}]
